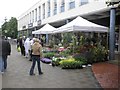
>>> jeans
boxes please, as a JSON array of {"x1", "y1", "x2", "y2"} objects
[
  {"x1": 30, "y1": 55, "x2": 42, "y2": 75},
  {"x1": 0, "y1": 56, "x2": 4, "y2": 72},
  {"x1": 2, "y1": 56, "x2": 7, "y2": 70}
]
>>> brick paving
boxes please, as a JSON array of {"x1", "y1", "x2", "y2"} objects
[
  {"x1": 92, "y1": 62, "x2": 120, "y2": 88},
  {"x1": 2, "y1": 44, "x2": 101, "y2": 88}
]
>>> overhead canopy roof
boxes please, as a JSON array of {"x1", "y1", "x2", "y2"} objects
[
  {"x1": 32, "y1": 24, "x2": 56, "y2": 34},
  {"x1": 53, "y1": 16, "x2": 108, "y2": 33}
]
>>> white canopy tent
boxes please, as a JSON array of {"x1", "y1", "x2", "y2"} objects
[
  {"x1": 53, "y1": 16, "x2": 108, "y2": 33},
  {"x1": 32, "y1": 24, "x2": 56, "y2": 34}
]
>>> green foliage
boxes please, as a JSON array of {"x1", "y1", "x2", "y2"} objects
[
  {"x1": 1, "y1": 22, "x2": 9, "y2": 36},
  {"x1": 74, "y1": 44, "x2": 108, "y2": 64},
  {"x1": 73, "y1": 54, "x2": 87, "y2": 65},
  {"x1": 59, "y1": 49, "x2": 71, "y2": 57},
  {"x1": 49, "y1": 40, "x2": 54, "y2": 48},
  {"x1": 93, "y1": 46, "x2": 108, "y2": 62},
  {"x1": 72, "y1": 35, "x2": 77, "y2": 46},
  {"x1": 59, "y1": 58, "x2": 83, "y2": 69},
  {"x1": 84, "y1": 45, "x2": 108, "y2": 63},
  {"x1": 43, "y1": 52, "x2": 55, "y2": 59},
  {"x1": 2, "y1": 17, "x2": 18, "y2": 38},
  {"x1": 52, "y1": 58, "x2": 62, "y2": 66},
  {"x1": 62, "y1": 33, "x2": 73, "y2": 47}
]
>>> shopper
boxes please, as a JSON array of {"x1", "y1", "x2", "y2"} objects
[
  {"x1": 0, "y1": 35, "x2": 11, "y2": 72},
  {"x1": 0, "y1": 37, "x2": 4, "y2": 73},
  {"x1": 29, "y1": 38, "x2": 35, "y2": 61},
  {"x1": 29, "y1": 38, "x2": 43, "y2": 75},
  {"x1": 18, "y1": 37, "x2": 25, "y2": 56},
  {"x1": 24, "y1": 38, "x2": 31, "y2": 58}
]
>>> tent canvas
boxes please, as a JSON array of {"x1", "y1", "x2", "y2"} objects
[
  {"x1": 32, "y1": 24, "x2": 56, "y2": 34},
  {"x1": 54, "y1": 16, "x2": 108, "y2": 33}
]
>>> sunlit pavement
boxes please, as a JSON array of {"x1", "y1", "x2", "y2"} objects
[{"x1": 2, "y1": 44, "x2": 101, "y2": 88}]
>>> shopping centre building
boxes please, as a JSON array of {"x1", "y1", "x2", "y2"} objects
[{"x1": 17, "y1": 0, "x2": 120, "y2": 59}]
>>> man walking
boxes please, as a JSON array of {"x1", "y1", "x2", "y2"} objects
[{"x1": 0, "y1": 36, "x2": 11, "y2": 71}]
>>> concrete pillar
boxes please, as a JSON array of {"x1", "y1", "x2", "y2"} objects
[
  {"x1": 75, "y1": 0, "x2": 80, "y2": 8},
  {"x1": 109, "y1": 8, "x2": 116, "y2": 60},
  {"x1": 41, "y1": 4, "x2": 43, "y2": 20},
  {"x1": 34, "y1": 27, "x2": 37, "y2": 37},
  {"x1": 50, "y1": 0, "x2": 54, "y2": 16},
  {"x1": 45, "y1": 1, "x2": 48, "y2": 18},
  {"x1": 65, "y1": 0, "x2": 69, "y2": 11},
  {"x1": 46, "y1": 34, "x2": 49, "y2": 45},
  {"x1": 27, "y1": 29, "x2": 29, "y2": 37},
  {"x1": 57, "y1": 0, "x2": 60, "y2": 14}
]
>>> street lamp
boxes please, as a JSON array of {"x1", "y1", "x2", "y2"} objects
[{"x1": 106, "y1": 0, "x2": 120, "y2": 60}]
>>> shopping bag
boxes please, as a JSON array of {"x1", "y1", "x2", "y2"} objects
[{"x1": 17, "y1": 46, "x2": 21, "y2": 52}]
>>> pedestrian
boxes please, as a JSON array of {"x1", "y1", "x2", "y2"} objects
[
  {"x1": 24, "y1": 38, "x2": 30, "y2": 58},
  {"x1": 29, "y1": 38, "x2": 43, "y2": 75},
  {"x1": 29, "y1": 38, "x2": 35, "y2": 61},
  {"x1": 17, "y1": 37, "x2": 20, "y2": 48},
  {"x1": 0, "y1": 37, "x2": 4, "y2": 74},
  {"x1": 18, "y1": 37, "x2": 25, "y2": 56},
  {"x1": 0, "y1": 35, "x2": 11, "y2": 72}
]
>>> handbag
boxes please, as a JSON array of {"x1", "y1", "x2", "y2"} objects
[{"x1": 17, "y1": 46, "x2": 21, "y2": 52}]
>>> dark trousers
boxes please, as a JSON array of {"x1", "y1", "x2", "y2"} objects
[
  {"x1": 2, "y1": 56, "x2": 7, "y2": 70},
  {"x1": 20, "y1": 45, "x2": 25, "y2": 56},
  {"x1": 29, "y1": 50, "x2": 32, "y2": 61},
  {"x1": 30, "y1": 55, "x2": 42, "y2": 75}
]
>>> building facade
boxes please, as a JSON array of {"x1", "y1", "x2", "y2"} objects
[
  {"x1": 18, "y1": 0, "x2": 111, "y2": 34},
  {"x1": 17, "y1": 0, "x2": 120, "y2": 54}
]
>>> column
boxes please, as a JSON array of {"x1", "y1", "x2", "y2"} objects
[
  {"x1": 75, "y1": 0, "x2": 79, "y2": 8},
  {"x1": 50, "y1": 0, "x2": 54, "y2": 16},
  {"x1": 57, "y1": 0, "x2": 60, "y2": 14},
  {"x1": 46, "y1": 34, "x2": 49, "y2": 45},
  {"x1": 65, "y1": 0, "x2": 69, "y2": 11},
  {"x1": 41, "y1": 4, "x2": 43, "y2": 20},
  {"x1": 45, "y1": 1, "x2": 48, "y2": 18},
  {"x1": 109, "y1": 8, "x2": 116, "y2": 60}
]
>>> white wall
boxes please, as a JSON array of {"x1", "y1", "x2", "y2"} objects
[{"x1": 18, "y1": 0, "x2": 108, "y2": 31}]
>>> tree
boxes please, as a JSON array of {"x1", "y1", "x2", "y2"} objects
[
  {"x1": 1, "y1": 17, "x2": 18, "y2": 38},
  {"x1": 1, "y1": 21, "x2": 9, "y2": 36}
]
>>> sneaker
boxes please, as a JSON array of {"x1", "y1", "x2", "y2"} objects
[
  {"x1": 39, "y1": 72, "x2": 43, "y2": 75},
  {"x1": 0, "y1": 71, "x2": 4, "y2": 74},
  {"x1": 29, "y1": 60, "x2": 32, "y2": 61},
  {"x1": 29, "y1": 73, "x2": 35, "y2": 76}
]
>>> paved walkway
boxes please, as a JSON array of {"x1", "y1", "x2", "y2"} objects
[
  {"x1": 0, "y1": 74, "x2": 2, "y2": 90},
  {"x1": 92, "y1": 62, "x2": 119, "y2": 88},
  {"x1": 2, "y1": 44, "x2": 101, "y2": 88}
]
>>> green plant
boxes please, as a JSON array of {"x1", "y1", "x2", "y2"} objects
[
  {"x1": 73, "y1": 54, "x2": 87, "y2": 64},
  {"x1": 59, "y1": 58, "x2": 83, "y2": 69},
  {"x1": 59, "y1": 49, "x2": 71, "y2": 57},
  {"x1": 52, "y1": 57, "x2": 62, "y2": 66},
  {"x1": 94, "y1": 46, "x2": 108, "y2": 62},
  {"x1": 43, "y1": 52, "x2": 55, "y2": 59}
]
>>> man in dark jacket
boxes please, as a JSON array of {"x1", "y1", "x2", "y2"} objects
[{"x1": 0, "y1": 36, "x2": 11, "y2": 71}]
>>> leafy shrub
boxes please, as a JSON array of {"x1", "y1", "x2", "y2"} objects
[
  {"x1": 52, "y1": 58, "x2": 62, "y2": 66},
  {"x1": 59, "y1": 49, "x2": 71, "y2": 57},
  {"x1": 43, "y1": 52, "x2": 55, "y2": 59},
  {"x1": 93, "y1": 46, "x2": 108, "y2": 62},
  {"x1": 59, "y1": 58, "x2": 83, "y2": 69},
  {"x1": 73, "y1": 54, "x2": 87, "y2": 65},
  {"x1": 87, "y1": 52, "x2": 95, "y2": 64}
]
